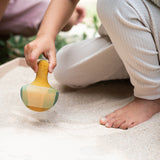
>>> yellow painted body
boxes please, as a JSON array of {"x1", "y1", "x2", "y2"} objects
[{"x1": 28, "y1": 60, "x2": 52, "y2": 112}]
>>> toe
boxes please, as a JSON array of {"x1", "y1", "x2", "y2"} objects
[
  {"x1": 105, "y1": 119, "x2": 115, "y2": 128},
  {"x1": 100, "y1": 112, "x2": 115, "y2": 125},
  {"x1": 128, "y1": 122, "x2": 137, "y2": 128},
  {"x1": 119, "y1": 122, "x2": 130, "y2": 130},
  {"x1": 112, "y1": 119, "x2": 125, "y2": 128},
  {"x1": 99, "y1": 117, "x2": 108, "y2": 125}
]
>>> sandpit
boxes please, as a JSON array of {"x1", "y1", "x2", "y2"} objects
[{"x1": 0, "y1": 58, "x2": 160, "y2": 160}]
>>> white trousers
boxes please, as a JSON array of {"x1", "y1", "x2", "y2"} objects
[{"x1": 54, "y1": 0, "x2": 160, "y2": 100}]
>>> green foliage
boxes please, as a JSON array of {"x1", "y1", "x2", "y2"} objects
[
  {"x1": 86, "y1": 14, "x2": 100, "y2": 38},
  {"x1": 55, "y1": 35, "x2": 68, "y2": 51},
  {"x1": 93, "y1": 15, "x2": 99, "y2": 32},
  {"x1": 0, "y1": 35, "x2": 35, "y2": 64},
  {"x1": 0, "y1": 14, "x2": 100, "y2": 65},
  {"x1": 7, "y1": 35, "x2": 35, "y2": 58},
  {"x1": 0, "y1": 34, "x2": 68, "y2": 64},
  {"x1": 82, "y1": 32, "x2": 87, "y2": 40},
  {"x1": 0, "y1": 39, "x2": 9, "y2": 65}
]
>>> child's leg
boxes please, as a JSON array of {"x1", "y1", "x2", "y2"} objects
[
  {"x1": 54, "y1": 36, "x2": 129, "y2": 88},
  {"x1": 97, "y1": 0, "x2": 160, "y2": 129}
]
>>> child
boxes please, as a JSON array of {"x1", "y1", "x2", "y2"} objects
[{"x1": 24, "y1": 0, "x2": 160, "y2": 129}]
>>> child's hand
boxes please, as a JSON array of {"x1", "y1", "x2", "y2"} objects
[
  {"x1": 62, "y1": 6, "x2": 86, "y2": 31},
  {"x1": 75, "y1": 6, "x2": 86, "y2": 24},
  {"x1": 24, "y1": 35, "x2": 56, "y2": 73}
]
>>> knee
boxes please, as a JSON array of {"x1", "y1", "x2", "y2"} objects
[
  {"x1": 54, "y1": 45, "x2": 89, "y2": 88},
  {"x1": 54, "y1": 45, "x2": 79, "y2": 88},
  {"x1": 97, "y1": 0, "x2": 133, "y2": 24},
  {"x1": 97, "y1": 0, "x2": 118, "y2": 19},
  {"x1": 54, "y1": 46, "x2": 67, "y2": 85}
]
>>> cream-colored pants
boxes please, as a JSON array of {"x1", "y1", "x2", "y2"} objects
[{"x1": 54, "y1": 0, "x2": 160, "y2": 100}]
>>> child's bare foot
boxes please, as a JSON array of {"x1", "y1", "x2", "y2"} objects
[{"x1": 100, "y1": 98, "x2": 160, "y2": 129}]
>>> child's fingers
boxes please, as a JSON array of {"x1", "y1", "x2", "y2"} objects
[
  {"x1": 24, "y1": 37, "x2": 56, "y2": 73},
  {"x1": 24, "y1": 44, "x2": 40, "y2": 73},
  {"x1": 24, "y1": 44, "x2": 31, "y2": 65},
  {"x1": 76, "y1": 6, "x2": 86, "y2": 23},
  {"x1": 48, "y1": 50, "x2": 57, "y2": 73},
  {"x1": 28, "y1": 53, "x2": 39, "y2": 73}
]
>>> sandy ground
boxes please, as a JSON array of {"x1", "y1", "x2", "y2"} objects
[{"x1": 0, "y1": 59, "x2": 160, "y2": 160}]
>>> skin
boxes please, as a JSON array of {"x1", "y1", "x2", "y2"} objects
[
  {"x1": 62, "y1": 6, "x2": 85, "y2": 31},
  {"x1": 24, "y1": 0, "x2": 80, "y2": 73},
  {"x1": 100, "y1": 98, "x2": 160, "y2": 129},
  {"x1": 0, "y1": 0, "x2": 9, "y2": 21},
  {"x1": 24, "y1": 0, "x2": 160, "y2": 130}
]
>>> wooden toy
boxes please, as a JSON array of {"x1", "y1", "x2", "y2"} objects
[{"x1": 20, "y1": 60, "x2": 59, "y2": 112}]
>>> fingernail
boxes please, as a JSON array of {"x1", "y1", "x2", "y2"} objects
[
  {"x1": 48, "y1": 66, "x2": 53, "y2": 73},
  {"x1": 49, "y1": 69, "x2": 53, "y2": 73},
  {"x1": 34, "y1": 68, "x2": 38, "y2": 73}
]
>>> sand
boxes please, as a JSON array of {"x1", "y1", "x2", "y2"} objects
[{"x1": 0, "y1": 59, "x2": 160, "y2": 160}]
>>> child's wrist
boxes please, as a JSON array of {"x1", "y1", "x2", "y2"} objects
[{"x1": 36, "y1": 32, "x2": 56, "y2": 42}]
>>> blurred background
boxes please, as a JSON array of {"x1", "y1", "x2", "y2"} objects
[{"x1": 0, "y1": 0, "x2": 100, "y2": 65}]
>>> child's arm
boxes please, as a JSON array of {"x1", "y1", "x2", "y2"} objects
[
  {"x1": 0, "y1": 0, "x2": 9, "y2": 21},
  {"x1": 62, "y1": 6, "x2": 86, "y2": 31},
  {"x1": 24, "y1": 0, "x2": 80, "y2": 73}
]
